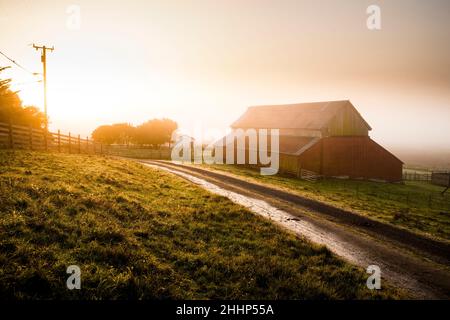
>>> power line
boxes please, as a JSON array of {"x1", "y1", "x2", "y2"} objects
[
  {"x1": 11, "y1": 79, "x2": 43, "y2": 86},
  {"x1": 0, "y1": 49, "x2": 40, "y2": 76}
]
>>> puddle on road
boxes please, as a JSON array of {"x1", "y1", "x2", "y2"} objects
[{"x1": 144, "y1": 163, "x2": 366, "y2": 266}]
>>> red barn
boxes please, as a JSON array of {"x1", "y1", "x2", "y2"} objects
[{"x1": 228, "y1": 100, "x2": 403, "y2": 182}]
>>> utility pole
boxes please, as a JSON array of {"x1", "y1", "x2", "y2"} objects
[{"x1": 32, "y1": 44, "x2": 54, "y2": 131}]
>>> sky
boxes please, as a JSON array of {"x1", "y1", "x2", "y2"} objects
[{"x1": 1, "y1": 0, "x2": 449, "y2": 152}]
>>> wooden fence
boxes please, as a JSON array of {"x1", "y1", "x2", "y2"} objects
[
  {"x1": 0, "y1": 121, "x2": 103, "y2": 154},
  {"x1": 0, "y1": 121, "x2": 171, "y2": 159}
]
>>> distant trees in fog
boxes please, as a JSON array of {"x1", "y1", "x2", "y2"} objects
[
  {"x1": 92, "y1": 118, "x2": 178, "y2": 147},
  {"x1": 91, "y1": 123, "x2": 135, "y2": 145}
]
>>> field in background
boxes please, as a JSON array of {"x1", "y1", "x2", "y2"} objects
[
  {"x1": 395, "y1": 149, "x2": 450, "y2": 171},
  {"x1": 102, "y1": 145, "x2": 171, "y2": 159},
  {"x1": 197, "y1": 164, "x2": 450, "y2": 241},
  {"x1": 0, "y1": 150, "x2": 402, "y2": 299}
]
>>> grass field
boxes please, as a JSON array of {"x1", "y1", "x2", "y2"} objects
[
  {"x1": 0, "y1": 150, "x2": 403, "y2": 299},
  {"x1": 197, "y1": 164, "x2": 450, "y2": 242},
  {"x1": 103, "y1": 145, "x2": 171, "y2": 159}
]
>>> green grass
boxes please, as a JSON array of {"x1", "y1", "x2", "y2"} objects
[
  {"x1": 0, "y1": 150, "x2": 403, "y2": 299},
  {"x1": 197, "y1": 164, "x2": 450, "y2": 242}
]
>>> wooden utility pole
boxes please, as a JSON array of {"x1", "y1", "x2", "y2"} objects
[{"x1": 32, "y1": 44, "x2": 54, "y2": 132}]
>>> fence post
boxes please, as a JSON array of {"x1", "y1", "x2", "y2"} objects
[
  {"x1": 8, "y1": 121, "x2": 13, "y2": 149},
  {"x1": 78, "y1": 134, "x2": 81, "y2": 154},
  {"x1": 86, "y1": 136, "x2": 89, "y2": 154},
  {"x1": 68, "y1": 132, "x2": 71, "y2": 153},
  {"x1": 29, "y1": 125, "x2": 33, "y2": 150},
  {"x1": 44, "y1": 129, "x2": 48, "y2": 151},
  {"x1": 100, "y1": 143, "x2": 103, "y2": 155},
  {"x1": 58, "y1": 130, "x2": 61, "y2": 152}
]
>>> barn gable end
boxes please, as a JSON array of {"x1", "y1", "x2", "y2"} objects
[{"x1": 325, "y1": 101, "x2": 371, "y2": 137}]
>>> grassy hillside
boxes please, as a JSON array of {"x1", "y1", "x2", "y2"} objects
[
  {"x1": 0, "y1": 150, "x2": 402, "y2": 299},
  {"x1": 199, "y1": 164, "x2": 450, "y2": 241}
]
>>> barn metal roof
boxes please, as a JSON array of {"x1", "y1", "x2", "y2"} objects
[{"x1": 231, "y1": 100, "x2": 372, "y2": 130}]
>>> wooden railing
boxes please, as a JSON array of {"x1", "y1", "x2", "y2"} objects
[{"x1": 0, "y1": 121, "x2": 103, "y2": 154}]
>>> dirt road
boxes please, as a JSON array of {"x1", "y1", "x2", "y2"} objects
[{"x1": 139, "y1": 160, "x2": 450, "y2": 299}]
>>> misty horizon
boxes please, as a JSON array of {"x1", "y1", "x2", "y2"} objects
[{"x1": 1, "y1": 0, "x2": 449, "y2": 153}]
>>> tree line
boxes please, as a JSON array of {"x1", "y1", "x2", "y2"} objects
[
  {"x1": 0, "y1": 66, "x2": 46, "y2": 128},
  {"x1": 91, "y1": 118, "x2": 178, "y2": 147}
]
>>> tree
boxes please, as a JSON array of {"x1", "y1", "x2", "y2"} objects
[
  {"x1": 91, "y1": 118, "x2": 178, "y2": 147},
  {"x1": 0, "y1": 66, "x2": 21, "y2": 123},
  {"x1": 134, "y1": 118, "x2": 178, "y2": 147},
  {"x1": 0, "y1": 66, "x2": 46, "y2": 129},
  {"x1": 91, "y1": 125, "x2": 115, "y2": 144},
  {"x1": 112, "y1": 123, "x2": 135, "y2": 145},
  {"x1": 91, "y1": 123, "x2": 135, "y2": 145},
  {"x1": 17, "y1": 105, "x2": 46, "y2": 128}
]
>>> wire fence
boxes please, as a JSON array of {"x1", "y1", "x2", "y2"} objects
[
  {"x1": 351, "y1": 182, "x2": 450, "y2": 211},
  {"x1": 402, "y1": 172, "x2": 432, "y2": 181}
]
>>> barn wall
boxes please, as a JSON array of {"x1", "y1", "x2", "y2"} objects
[
  {"x1": 301, "y1": 137, "x2": 403, "y2": 182},
  {"x1": 326, "y1": 104, "x2": 369, "y2": 137},
  {"x1": 297, "y1": 141, "x2": 323, "y2": 174},
  {"x1": 219, "y1": 144, "x2": 300, "y2": 176},
  {"x1": 221, "y1": 135, "x2": 403, "y2": 182},
  {"x1": 279, "y1": 154, "x2": 299, "y2": 175}
]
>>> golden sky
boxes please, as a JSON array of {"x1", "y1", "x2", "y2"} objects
[{"x1": 1, "y1": 0, "x2": 449, "y2": 150}]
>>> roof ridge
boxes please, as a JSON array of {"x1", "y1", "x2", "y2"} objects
[
  {"x1": 231, "y1": 100, "x2": 371, "y2": 131},
  {"x1": 248, "y1": 100, "x2": 350, "y2": 109}
]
